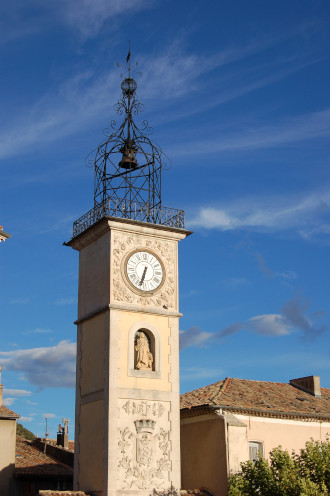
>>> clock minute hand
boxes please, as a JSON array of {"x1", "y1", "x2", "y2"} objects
[{"x1": 139, "y1": 266, "x2": 148, "y2": 286}]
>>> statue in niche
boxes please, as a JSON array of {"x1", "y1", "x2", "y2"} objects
[{"x1": 135, "y1": 332, "x2": 153, "y2": 370}]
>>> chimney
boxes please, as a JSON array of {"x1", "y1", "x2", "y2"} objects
[
  {"x1": 57, "y1": 418, "x2": 69, "y2": 449},
  {"x1": 290, "y1": 375, "x2": 321, "y2": 398},
  {"x1": 0, "y1": 366, "x2": 3, "y2": 406}
]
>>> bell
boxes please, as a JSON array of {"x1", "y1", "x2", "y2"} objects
[{"x1": 119, "y1": 145, "x2": 138, "y2": 170}]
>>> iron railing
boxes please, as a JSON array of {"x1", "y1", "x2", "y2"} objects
[{"x1": 72, "y1": 199, "x2": 185, "y2": 238}]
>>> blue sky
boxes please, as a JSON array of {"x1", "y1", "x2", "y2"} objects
[{"x1": 1, "y1": 0, "x2": 330, "y2": 438}]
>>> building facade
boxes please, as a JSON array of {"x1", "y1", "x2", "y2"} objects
[{"x1": 180, "y1": 375, "x2": 330, "y2": 496}]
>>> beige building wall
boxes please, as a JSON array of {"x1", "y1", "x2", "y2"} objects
[
  {"x1": 181, "y1": 414, "x2": 228, "y2": 496},
  {"x1": 236, "y1": 414, "x2": 330, "y2": 459},
  {"x1": 0, "y1": 418, "x2": 17, "y2": 496},
  {"x1": 181, "y1": 410, "x2": 330, "y2": 496},
  {"x1": 70, "y1": 218, "x2": 189, "y2": 496}
]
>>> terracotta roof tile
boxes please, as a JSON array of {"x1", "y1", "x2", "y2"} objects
[
  {"x1": 180, "y1": 377, "x2": 330, "y2": 420},
  {"x1": 15, "y1": 436, "x2": 73, "y2": 478},
  {"x1": 0, "y1": 404, "x2": 20, "y2": 418},
  {"x1": 46, "y1": 438, "x2": 75, "y2": 452}
]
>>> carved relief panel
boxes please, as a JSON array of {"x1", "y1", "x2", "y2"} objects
[
  {"x1": 117, "y1": 399, "x2": 171, "y2": 491},
  {"x1": 112, "y1": 231, "x2": 177, "y2": 310}
]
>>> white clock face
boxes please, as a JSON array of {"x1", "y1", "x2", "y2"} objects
[{"x1": 126, "y1": 250, "x2": 164, "y2": 293}]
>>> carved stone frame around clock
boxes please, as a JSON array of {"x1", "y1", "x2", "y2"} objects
[{"x1": 122, "y1": 248, "x2": 166, "y2": 297}]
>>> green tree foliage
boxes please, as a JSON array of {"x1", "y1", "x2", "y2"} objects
[
  {"x1": 227, "y1": 439, "x2": 330, "y2": 496},
  {"x1": 16, "y1": 423, "x2": 35, "y2": 441}
]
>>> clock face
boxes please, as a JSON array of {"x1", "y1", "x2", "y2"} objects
[{"x1": 125, "y1": 250, "x2": 164, "y2": 293}]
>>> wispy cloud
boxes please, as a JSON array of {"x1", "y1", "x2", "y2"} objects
[
  {"x1": 181, "y1": 367, "x2": 225, "y2": 382},
  {"x1": 255, "y1": 253, "x2": 296, "y2": 281},
  {"x1": 1, "y1": 33, "x2": 325, "y2": 162},
  {"x1": 21, "y1": 328, "x2": 53, "y2": 336},
  {"x1": 57, "y1": 0, "x2": 154, "y2": 39},
  {"x1": 0, "y1": 340, "x2": 76, "y2": 388},
  {"x1": 171, "y1": 107, "x2": 330, "y2": 158},
  {"x1": 1, "y1": 0, "x2": 154, "y2": 44},
  {"x1": 222, "y1": 277, "x2": 249, "y2": 289},
  {"x1": 4, "y1": 388, "x2": 32, "y2": 397},
  {"x1": 43, "y1": 413, "x2": 56, "y2": 419},
  {"x1": 180, "y1": 296, "x2": 328, "y2": 350},
  {"x1": 20, "y1": 416, "x2": 34, "y2": 422},
  {"x1": 188, "y1": 190, "x2": 330, "y2": 240},
  {"x1": 9, "y1": 297, "x2": 31, "y2": 305},
  {"x1": 180, "y1": 326, "x2": 212, "y2": 350},
  {"x1": 3, "y1": 398, "x2": 16, "y2": 407},
  {"x1": 54, "y1": 297, "x2": 77, "y2": 306}
]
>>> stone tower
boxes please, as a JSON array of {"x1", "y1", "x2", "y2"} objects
[{"x1": 66, "y1": 51, "x2": 191, "y2": 496}]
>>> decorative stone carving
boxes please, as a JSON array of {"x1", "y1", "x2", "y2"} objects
[
  {"x1": 135, "y1": 331, "x2": 153, "y2": 370},
  {"x1": 122, "y1": 400, "x2": 165, "y2": 418},
  {"x1": 118, "y1": 399, "x2": 171, "y2": 490},
  {"x1": 112, "y1": 231, "x2": 176, "y2": 309}
]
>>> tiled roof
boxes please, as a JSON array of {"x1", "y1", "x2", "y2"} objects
[
  {"x1": 180, "y1": 377, "x2": 330, "y2": 420},
  {"x1": 15, "y1": 436, "x2": 73, "y2": 479},
  {"x1": 0, "y1": 404, "x2": 20, "y2": 418},
  {"x1": 46, "y1": 438, "x2": 75, "y2": 452}
]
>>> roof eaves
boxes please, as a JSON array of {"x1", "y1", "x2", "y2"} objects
[
  {"x1": 221, "y1": 405, "x2": 330, "y2": 421},
  {"x1": 180, "y1": 403, "x2": 330, "y2": 422}
]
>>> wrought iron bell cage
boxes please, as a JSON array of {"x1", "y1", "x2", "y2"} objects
[
  {"x1": 71, "y1": 52, "x2": 185, "y2": 239},
  {"x1": 92, "y1": 67, "x2": 163, "y2": 224}
]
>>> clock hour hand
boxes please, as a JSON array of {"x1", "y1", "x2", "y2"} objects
[{"x1": 139, "y1": 266, "x2": 148, "y2": 286}]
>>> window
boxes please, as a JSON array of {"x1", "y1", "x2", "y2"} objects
[{"x1": 249, "y1": 441, "x2": 263, "y2": 462}]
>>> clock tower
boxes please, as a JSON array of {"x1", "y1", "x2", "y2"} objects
[{"x1": 66, "y1": 52, "x2": 191, "y2": 496}]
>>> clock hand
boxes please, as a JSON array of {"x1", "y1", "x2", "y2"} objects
[{"x1": 139, "y1": 266, "x2": 148, "y2": 286}]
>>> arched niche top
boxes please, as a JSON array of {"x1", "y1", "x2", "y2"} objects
[{"x1": 128, "y1": 322, "x2": 161, "y2": 379}]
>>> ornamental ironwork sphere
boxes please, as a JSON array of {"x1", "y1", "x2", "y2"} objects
[{"x1": 121, "y1": 77, "x2": 137, "y2": 97}]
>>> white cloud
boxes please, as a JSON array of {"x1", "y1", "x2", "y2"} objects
[
  {"x1": 4, "y1": 389, "x2": 32, "y2": 397},
  {"x1": 255, "y1": 253, "x2": 296, "y2": 281},
  {"x1": 0, "y1": 340, "x2": 76, "y2": 389},
  {"x1": 58, "y1": 0, "x2": 154, "y2": 39},
  {"x1": 180, "y1": 326, "x2": 212, "y2": 351},
  {"x1": 9, "y1": 297, "x2": 31, "y2": 305},
  {"x1": 1, "y1": 36, "x2": 322, "y2": 162},
  {"x1": 245, "y1": 314, "x2": 291, "y2": 336},
  {"x1": 3, "y1": 398, "x2": 16, "y2": 406},
  {"x1": 170, "y1": 107, "x2": 330, "y2": 158},
  {"x1": 222, "y1": 277, "x2": 249, "y2": 289},
  {"x1": 21, "y1": 328, "x2": 53, "y2": 335},
  {"x1": 1, "y1": 0, "x2": 154, "y2": 43},
  {"x1": 43, "y1": 413, "x2": 56, "y2": 419},
  {"x1": 188, "y1": 190, "x2": 330, "y2": 240},
  {"x1": 181, "y1": 367, "x2": 225, "y2": 382},
  {"x1": 54, "y1": 297, "x2": 77, "y2": 306},
  {"x1": 20, "y1": 416, "x2": 34, "y2": 422},
  {"x1": 180, "y1": 296, "x2": 328, "y2": 350}
]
